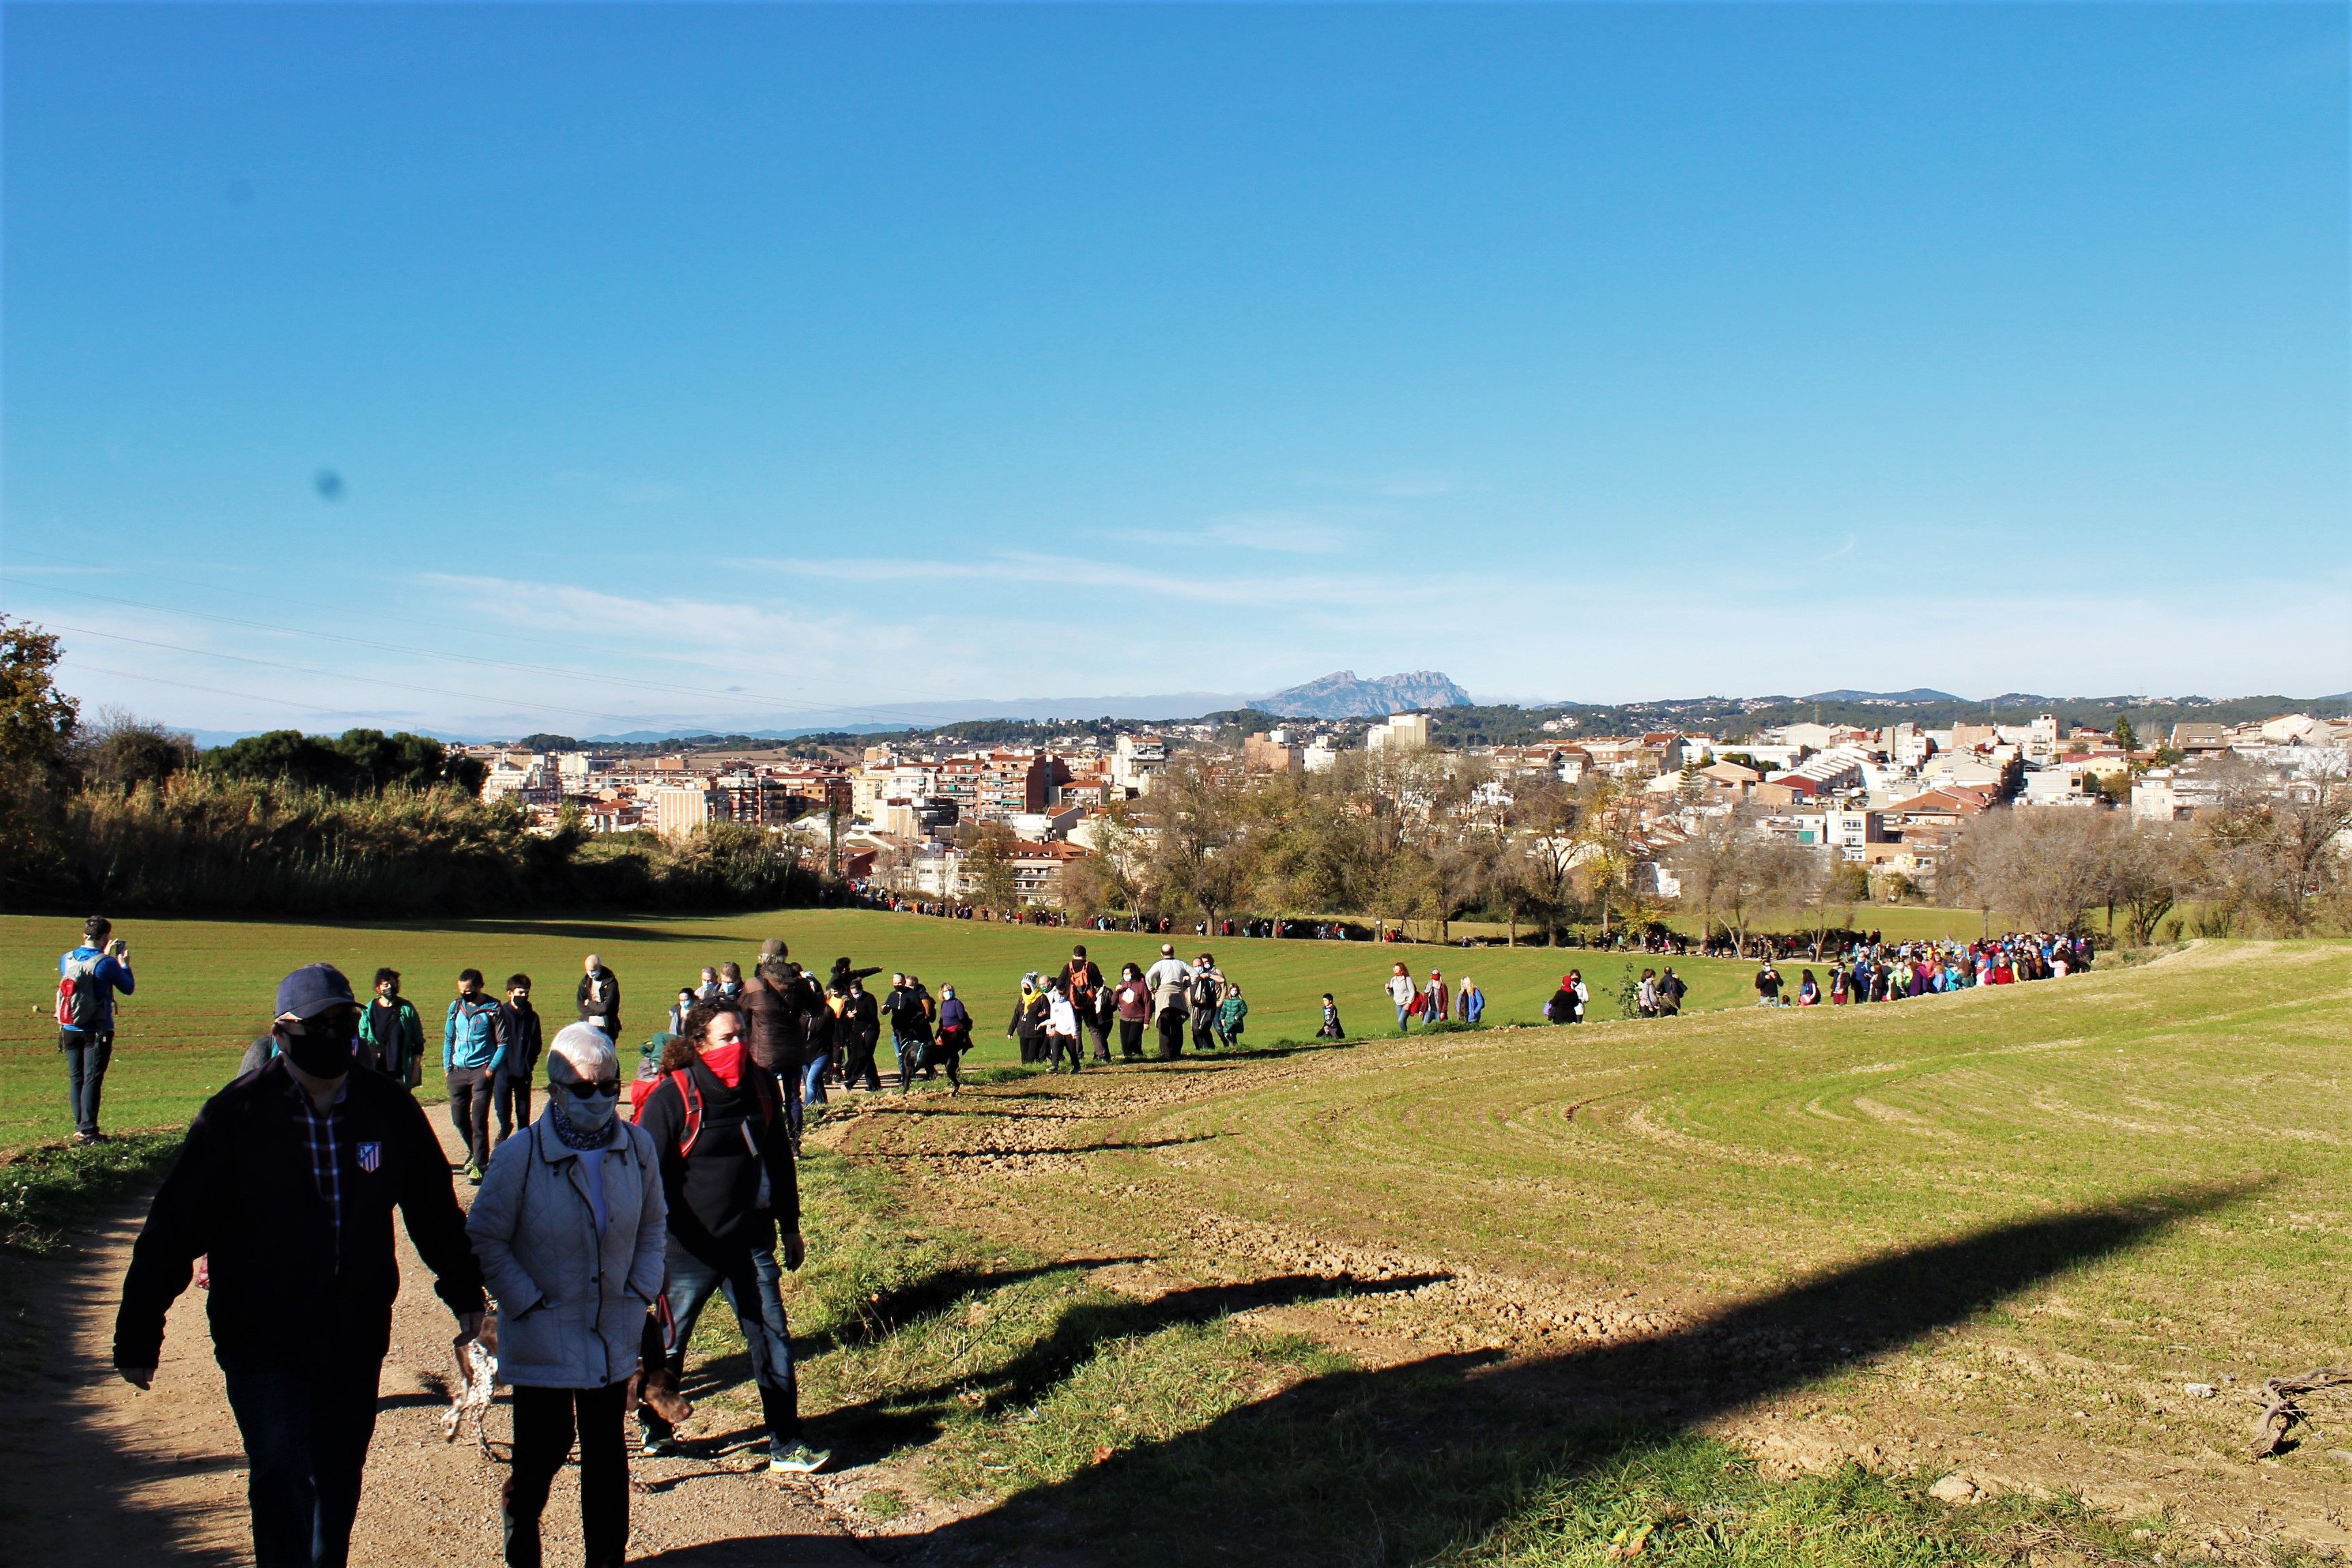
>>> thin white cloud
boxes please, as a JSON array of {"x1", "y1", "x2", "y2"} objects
[{"x1": 1202, "y1": 511, "x2": 1353, "y2": 555}]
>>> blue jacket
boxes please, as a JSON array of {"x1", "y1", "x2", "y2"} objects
[
  {"x1": 444, "y1": 996, "x2": 506, "y2": 1073},
  {"x1": 1459, "y1": 989, "x2": 1485, "y2": 1024},
  {"x1": 59, "y1": 945, "x2": 135, "y2": 1030}
]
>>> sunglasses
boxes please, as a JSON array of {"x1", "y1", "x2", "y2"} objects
[{"x1": 559, "y1": 1078, "x2": 623, "y2": 1098}]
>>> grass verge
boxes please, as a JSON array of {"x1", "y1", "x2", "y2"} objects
[
  {"x1": 0, "y1": 1132, "x2": 182, "y2": 1256},
  {"x1": 683, "y1": 1143, "x2": 2187, "y2": 1565}
]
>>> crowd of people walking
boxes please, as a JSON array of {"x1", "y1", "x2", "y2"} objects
[
  {"x1": 1002, "y1": 943, "x2": 1251, "y2": 1068},
  {"x1": 1747, "y1": 930, "x2": 2093, "y2": 1008}
]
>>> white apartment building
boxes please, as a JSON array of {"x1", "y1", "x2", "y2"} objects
[
  {"x1": 1111, "y1": 734, "x2": 1169, "y2": 793},
  {"x1": 1365, "y1": 713, "x2": 1431, "y2": 752},
  {"x1": 651, "y1": 784, "x2": 723, "y2": 845}
]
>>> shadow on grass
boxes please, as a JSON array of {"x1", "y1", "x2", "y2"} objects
[
  {"x1": 450, "y1": 917, "x2": 723, "y2": 946},
  {"x1": 800, "y1": 1269, "x2": 1456, "y2": 1471},
  {"x1": 796, "y1": 1256, "x2": 1156, "y2": 1359},
  {"x1": 640, "y1": 1183, "x2": 2253, "y2": 1567}
]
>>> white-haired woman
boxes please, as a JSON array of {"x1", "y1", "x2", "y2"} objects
[{"x1": 468, "y1": 1023, "x2": 666, "y2": 1568}]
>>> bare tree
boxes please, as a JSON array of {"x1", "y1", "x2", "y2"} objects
[
  {"x1": 1666, "y1": 804, "x2": 1809, "y2": 956},
  {"x1": 1073, "y1": 796, "x2": 1155, "y2": 917},
  {"x1": 1149, "y1": 755, "x2": 1254, "y2": 928},
  {"x1": 1573, "y1": 774, "x2": 1648, "y2": 938},
  {"x1": 2198, "y1": 758, "x2": 2352, "y2": 934},
  {"x1": 2103, "y1": 817, "x2": 2200, "y2": 945},
  {"x1": 1942, "y1": 807, "x2": 2112, "y2": 933}
]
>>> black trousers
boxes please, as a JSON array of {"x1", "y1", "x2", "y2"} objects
[
  {"x1": 446, "y1": 1066, "x2": 493, "y2": 1170},
  {"x1": 1119, "y1": 1019, "x2": 1145, "y2": 1059},
  {"x1": 504, "y1": 1380, "x2": 630, "y2": 1568},
  {"x1": 1156, "y1": 1013, "x2": 1186, "y2": 1059},
  {"x1": 1082, "y1": 1015, "x2": 1111, "y2": 1062},
  {"x1": 842, "y1": 1033, "x2": 881, "y2": 1092},
  {"x1": 493, "y1": 1073, "x2": 533, "y2": 1143},
  {"x1": 1049, "y1": 1033, "x2": 1083, "y2": 1073}
]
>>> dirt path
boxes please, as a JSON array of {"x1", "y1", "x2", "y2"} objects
[{"x1": 0, "y1": 1108, "x2": 872, "y2": 1567}]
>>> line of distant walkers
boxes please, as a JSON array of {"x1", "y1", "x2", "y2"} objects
[{"x1": 1006, "y1": 943, "x2": 1251, "y2": 1070}]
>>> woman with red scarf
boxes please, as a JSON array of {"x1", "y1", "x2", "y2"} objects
[{"x1": 632, "y1": 998, "x2": 828, "y2": 1475}]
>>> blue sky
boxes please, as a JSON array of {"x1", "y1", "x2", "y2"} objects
[{"x1": 4, "y1": 3, "x2": 2345, "y2": 737}]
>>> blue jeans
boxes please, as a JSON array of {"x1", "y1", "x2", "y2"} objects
[
  {"x1": 1394, "y1": 1003, "x2": 1412, "y2": 1031},
  {"x1": 220, "y1": 1354, "x2": 382, "y2": 1567},
  {"x1": 62, "y1": 1030, "x2": 112, "y2": 1135},
  {"x1": 801, "y1": 1056, "x2": 830, "y2": 1110},
  {"x1": 647, "y1": 1245, "x2": 800, "y2": 1454}
]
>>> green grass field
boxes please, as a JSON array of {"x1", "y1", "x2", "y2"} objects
[
  {"x1": 0, "y1": 909, "x2": 1771, "y2": 1148},
  {"x1": 815, "y1": 938, "x2": 2352, "y2": 1557}
]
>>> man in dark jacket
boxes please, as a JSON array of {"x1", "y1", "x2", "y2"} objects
[
  {"x1": 838, "y1": 980, "x2": 881, "y2": 1092},
  {"x1": 493, "y1": 972, "x2": 543, "y2": 1145},
  {"x1": 577, "y1": 953, "x2": 621, "y2": 1042},
  {"x1": 632, "y1": 996, "x2": 826, "y2": 1474},
  {"x1": 1056, "y1": 945, "x2": 1109, "y2": 1063},
  {"x1": 737, "y1": 940, "x2": 804, "y2": 1132},
  {"x1": 114, "y1": 963, "x2": 485, "y2": 1568},
  {"x1": 883, "y1": 975, "x2": 934, "y2": 1088}
]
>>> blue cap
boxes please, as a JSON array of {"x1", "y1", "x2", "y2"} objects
[{"x1": 274, "y1": 963, "x2": 356, "y2": 1022}]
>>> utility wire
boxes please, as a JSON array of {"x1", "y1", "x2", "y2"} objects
[
  {"x1": 33, "y1": 619, "x2": 673, "y2": 725},
  {"x1": 1, "y1": 550, "x2": 979, "y2": 725}
]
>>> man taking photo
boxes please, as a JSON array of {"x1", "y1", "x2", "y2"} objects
[
  {"x1": 57, "y1": 915, "x2": 135, "y2": 1143},
  {"x1": 114, "y1": 962, "x2": 485, "y2": 1568}
]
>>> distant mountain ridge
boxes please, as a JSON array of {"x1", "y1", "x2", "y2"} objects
[
  {"x1": 1801, "y1": 688, "x2": 1963, "y2": 705},
  {"x1": 1250, "y1": 670, "x2": 1474, "y2": 719}
]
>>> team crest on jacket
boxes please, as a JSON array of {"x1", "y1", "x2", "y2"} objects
[{"x1": 357, "y1": 1141, "x2": 382, "y2": 1173}]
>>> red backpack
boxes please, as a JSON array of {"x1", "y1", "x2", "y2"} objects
[
  {"x1": 56, "y1": 956, "x2": 105, "y2": 1034},
  {"x1": 641, "y1": 1064, "x2": 775, "y2": 1158}
]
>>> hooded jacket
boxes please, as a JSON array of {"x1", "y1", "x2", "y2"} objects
[{"x1": 444, "y1": 994, "x2": 506, "y2": 1073}]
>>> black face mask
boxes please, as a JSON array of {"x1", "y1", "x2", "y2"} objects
[{"x1": 282, "y1": 1015, "x2": 355, "y2": 1079}]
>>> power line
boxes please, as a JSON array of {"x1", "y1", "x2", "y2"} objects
[
  {"x1": 59, "y1": 661, "x2": 425, "y2": 722},
  {"x1": 1, "y1": 550, "x2": 977, "y2": 725},
  {"x1": 32, "y1": 618, "x2": 668, "y2": 725}
]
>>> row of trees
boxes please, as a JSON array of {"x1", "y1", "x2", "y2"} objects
[
  {"x1": 0, "y1": 617, "x2": 820, "y2": 915},
  {"x1": 947, "y1": 737, "x2": 2351, "y2": 948},
  {"x1": 1944, "y1": 766, "x2": 2352, "y2": 941},
  {"x1": 1036, "y1": 750, "x2": 1667, "y2": 945}
]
